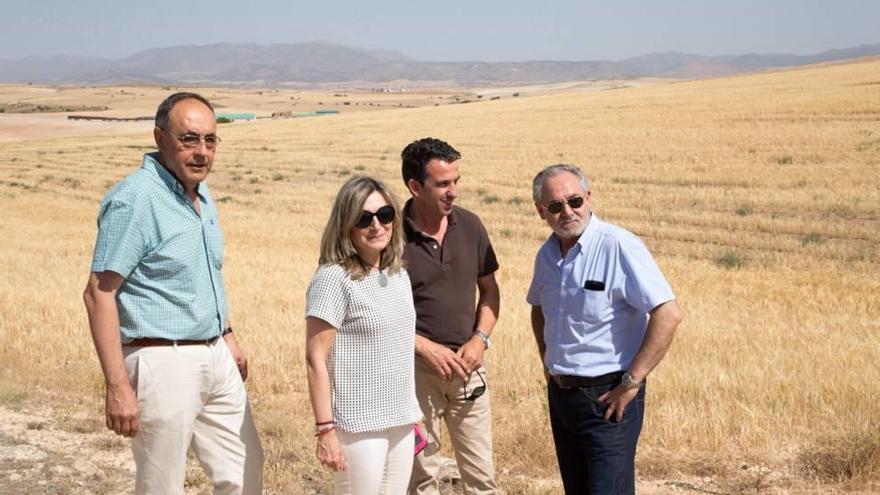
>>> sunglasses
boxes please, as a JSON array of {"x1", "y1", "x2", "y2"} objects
[
  {"x1": 463, "y1": 370, "x2": 487, "y2": 401},
  {"x1": 163, "y1": 129, "x2": 221, "y2": 150},
  {"x1": 544, "y1": 195, "x2": 585, "y2": 214},
  {"x1": 355, "y1": 205, "x2": 395, "y2": 229}
]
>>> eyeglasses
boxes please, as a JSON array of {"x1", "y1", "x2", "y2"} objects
[
  {"x1": 162, "y1": 129, "x2": 221, "y2": 150},
  {"x1": 544, "y1": 195, "x2": 585, "y2": 214},
  {"x1": 355, "y1": 205, "x2": 395, "y2": 229},
  {"x1": 463, "y1": 370, "x2": 487, "y2": 401}
]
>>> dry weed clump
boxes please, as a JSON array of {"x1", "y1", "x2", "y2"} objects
[{"x1": 797, "y1": 427, "x2": 880, "y2": 485}]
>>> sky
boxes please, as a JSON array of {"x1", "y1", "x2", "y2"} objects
[{"x1": 2, "y1": 0, "x2": 878, "y2": 62}]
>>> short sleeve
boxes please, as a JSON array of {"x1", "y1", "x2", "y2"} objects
[
  {"x1": 618, "y1": 234, "x2": 675, "y2": 314},
  {"x1": 90, "y1": 199, "x2": 147, "y2": 278},
  {"x1": 305, "y1": 265, "x2": 350, "y2": 329},
  {"x1": 475, "y1": 218, "x2": 499, "y2": 277},
  {"x1": 526, "y1": 254, "x2": 543, "y2": 306}
]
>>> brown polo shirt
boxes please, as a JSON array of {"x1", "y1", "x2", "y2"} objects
[{"x1": 403, "y1": 199, "x2": 499, "y2": 349}]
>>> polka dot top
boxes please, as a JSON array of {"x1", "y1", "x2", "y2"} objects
[{"x1": 306, "y1": 263, "x2": 423, "y2": 433}]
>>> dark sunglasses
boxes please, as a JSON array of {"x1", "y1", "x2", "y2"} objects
[
  {"x1": 463, "y1": 370, "x2": 487, "y2": 401},
  {"x1": 355, "y1": 205, "x2": 395, "y2": 229},
  {"x1": 545, "y1": 195, "x2": 585, "y2": 214}
]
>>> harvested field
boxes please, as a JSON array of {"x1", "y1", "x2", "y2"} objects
[{"x1": 1, "y1": 59, "x2": 878, "y2": 493}]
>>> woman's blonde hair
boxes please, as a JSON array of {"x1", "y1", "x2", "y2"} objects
[{"x1": 319, "y1": 175, "x2": 406, "y2": 279}]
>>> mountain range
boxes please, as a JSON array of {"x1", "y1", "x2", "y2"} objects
[{"x1": 1, "y1": 42, "x2": 878, "y2": 86}]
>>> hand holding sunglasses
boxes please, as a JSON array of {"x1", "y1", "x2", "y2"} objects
[{"x1": 462, "y1": 370, "x2": 487, "y2": 401}]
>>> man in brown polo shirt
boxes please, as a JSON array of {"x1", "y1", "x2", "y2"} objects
[{"x1": 401, "y1": 137, "x2": 501, "y2": 495}]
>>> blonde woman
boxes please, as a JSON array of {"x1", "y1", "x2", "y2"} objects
[{"x1": 306, "y1": 176, "x2": 422, "y2": 494}]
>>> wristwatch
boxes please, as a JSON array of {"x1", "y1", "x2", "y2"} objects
[
  {"x1": 474, "y1": 330, "x2": 491, "y2": 350},
  {"x1": 621, "y1": 372, "x2": 642, "y2": 390}
]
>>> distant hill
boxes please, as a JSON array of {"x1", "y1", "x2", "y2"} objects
[{"x1": 1, "y1": 41, "x2": 878, "y2": 86}]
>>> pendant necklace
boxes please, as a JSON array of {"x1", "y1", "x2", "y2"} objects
[{"x1": 361, "y1": 256, "x2": 387, "y2": 288}]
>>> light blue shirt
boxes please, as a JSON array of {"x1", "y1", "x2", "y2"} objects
[
  {"x1": 526, "y1": 214, "x2": 674, "y2": 377},
  {"x1": 90, "y1": 153, "x2": 228, "y2": 342}
]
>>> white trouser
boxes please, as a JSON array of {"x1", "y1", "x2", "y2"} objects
[
  {"x1": 123, "y1": 337, "x2": 264, "y2": 495},
  {"x1": 334, "y1": 424, "x2": 414, "y2": 495}
]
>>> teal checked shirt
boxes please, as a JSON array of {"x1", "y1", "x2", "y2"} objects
[{"x1": 91, "y1": 153, "x2": 228, "y2": 342}]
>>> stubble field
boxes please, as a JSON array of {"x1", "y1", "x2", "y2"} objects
[{"x1": 0, "y1": 59, "x2": 878, "y2": 494}]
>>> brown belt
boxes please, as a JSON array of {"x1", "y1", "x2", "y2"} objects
[
  {"x1": 125, "y1": 336, "x2": 220, "y2": 347},
  {"x1": 551, "y1": 371, "x2": 624, "y2": 389}
]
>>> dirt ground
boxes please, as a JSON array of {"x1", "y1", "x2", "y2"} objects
[
  {"x1": 1, "y1": 395, "x2": 868, "y2": 495},
  {"x1": 0, "y1": 393, "x2": 246, "y2": 495},
  {"x1": 0, "y1": 400, "x2": 134, "y2": 494}
]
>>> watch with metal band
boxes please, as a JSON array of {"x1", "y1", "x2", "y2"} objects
[
  {"x1": 621, "y1": 372, "x2": 641, "y2": 390},
  {"x1": 474, "y1": 330, "x2": 491, "y2": 349}
]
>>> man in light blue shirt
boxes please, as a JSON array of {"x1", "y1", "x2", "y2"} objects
[
  {"x1": 526, "y1": 164, "x2": 683, "y2": 495},
  {"x1": 83, "y1": 92, "x2": 262, "y2": 494}
]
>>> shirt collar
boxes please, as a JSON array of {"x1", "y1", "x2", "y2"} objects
[
  {"x1": 142, "y1": 152, "x2": 206, "y2": 201},
  {"x1": 403, "y1": 198, "x2": 457, "y2": 238},
  {"x1": 575, "y1": 213, "x2": 599, "y2": 249}
]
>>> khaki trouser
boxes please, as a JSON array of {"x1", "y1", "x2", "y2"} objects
[
  {"x1": 123, "y1": 338, "x2": 264, "y2": 495},
  {"x1": 409, "y1": 358, "x2": 497, "y2": 495}
]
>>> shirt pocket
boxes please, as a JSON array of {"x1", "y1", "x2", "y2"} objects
[{"x1": 579, "y1": 288, "x2": 610, "y2": 323}]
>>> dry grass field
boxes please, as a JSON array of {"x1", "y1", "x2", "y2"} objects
[{"x1": 1, "y1": 59, "x2": 878, "y2": 494}]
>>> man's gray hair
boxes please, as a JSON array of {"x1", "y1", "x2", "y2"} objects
[{"x1": 532, "y1": 164, "x2": 591, "y2": 203}]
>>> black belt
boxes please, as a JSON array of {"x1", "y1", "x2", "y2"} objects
[
  {"x1": 125, "y1": 336, "x2": 220, "y2": 347},
  {"x1": 551, "y1": 371, "x2": 624, "y2": 389}
]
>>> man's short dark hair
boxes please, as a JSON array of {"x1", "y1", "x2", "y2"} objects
[
  {"x1": 155, "y1": 92, "x2": 214, "y2": 129},
  {"x1": 401, "y1": 137, "x2": 461, "y2": 186}
]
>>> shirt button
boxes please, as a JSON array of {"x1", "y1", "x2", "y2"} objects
[{"x1": 432, "y1": 244, "x2": 438, "y2": 249}]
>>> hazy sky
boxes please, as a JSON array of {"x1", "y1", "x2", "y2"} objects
[{"x1": 3, "y1": 0, "x2": 878, "y2": 61}]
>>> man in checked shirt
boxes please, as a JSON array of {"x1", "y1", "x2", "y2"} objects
[{"x1": 83, "y1": 92, "x2": 263, "y2": 494}]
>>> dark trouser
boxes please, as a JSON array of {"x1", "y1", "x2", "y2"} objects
[{"x1": 547, "y1": 379, "x2": 645, "y2": 495}]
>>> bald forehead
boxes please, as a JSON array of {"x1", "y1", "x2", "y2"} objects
[
  {"x1": 167, "y1": 99, "x2": 216, "y2": 132},
  {"x1": 169, "y1": 98, "x2": 214, "y2": 119}
]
